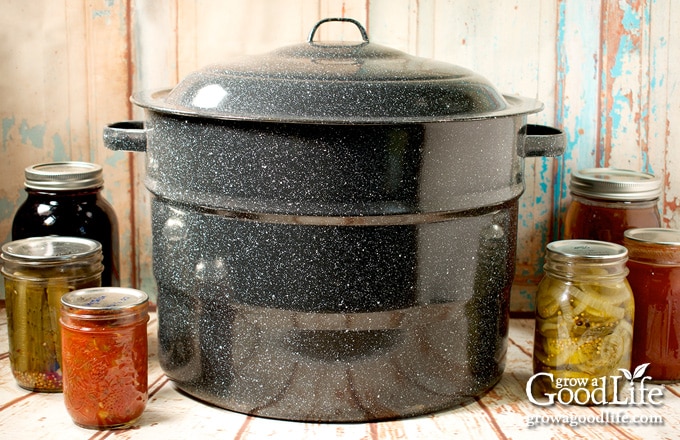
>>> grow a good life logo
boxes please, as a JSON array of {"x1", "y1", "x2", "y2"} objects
[{"x1": 526, "y1": 363, "x2": 665, "y2": 406}]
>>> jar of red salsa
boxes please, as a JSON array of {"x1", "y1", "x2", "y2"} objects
[
  {"x1": 624, "y1": 228, "x2": 680, "y2": 382},
  {"x1": 60, "y1": 287, "x2": 149, "y2": 429},
  {"x1": 564, "y1": 168, "x2": 662, "y2": 245}
]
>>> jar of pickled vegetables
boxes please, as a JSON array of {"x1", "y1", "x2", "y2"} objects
[
  {"x1": 624, "y1": 228, "x2": 680, "y2": 382},
  {"x1": 564, "y1": 168, "x2": 662, "y2": 245},
  {"x1": 0, "y1": 236, "x2": 103, "y2": 392},
  {"x1": 12, "y1": 161, "x2": 120, "y2": 287},
  {"x1": 60, "y1": 287, "x2": 149, "y2": 430},
  {"x1": 533, "y1": 240, "x2": 634, "y2": 404}
]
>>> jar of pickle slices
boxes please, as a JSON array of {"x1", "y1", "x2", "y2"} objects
[
  {"x1": 533, "y1": 240, "x2": 634, "y2": 404},
  {"x1": 564, "y1": 168, "x2": 662, "y2": 245},
  {"x1": 0, "y1": 236, "x2": 103, "y2": 392}
]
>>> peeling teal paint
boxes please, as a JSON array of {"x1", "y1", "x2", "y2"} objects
[
  {"x1": 610, "y1": 35, "x2": 636, "y2": 77},
  {"x1": 19, "y1": 119, "x2": 46, "y2": 148},
  {"x1": 92, "y1": 9, "x2": 112, "y2": 19},
  {"x1": 555, "y1": 1, "x2": 569, "y2": 126},
  {"x1": 0, "y1": 198, "x2": 17, "y2": 221},
  {"x1": 105, "y1": 151, "x2": 127, "y2": 168},
  {"x1": 608, "y1": 93, "x2": 630, "y2": 145},
  {"x1": 52, "y1": 133, "x2": 69, "y2": 160},
  {"x1": 92, "y1": 0, "x2": 116, "y2": 24},
  {"x1": 621, "y1": 3, "x2": 641, "y2": 32},
  {"x1": 554, "y1": 2, "x2": 602, "y2": 241},
  {"x1": 517, "y1": 289, "x2": 536, "y2": 309},
  {"x1": 2, "y1": 116, "x2": 15, "y2": 151}
]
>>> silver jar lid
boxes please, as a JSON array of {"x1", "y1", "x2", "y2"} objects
[
  {"x1": 546, "y1": 239, "x2": 628, "y2": 261},
  {"x1": 0, "y1": 236, "x2": 102, "y2": 264},
  {"x1": 24, "y1": 161, "x2": 104, "y2": 191},
  {"x1": 569, "y1": 168, "x2": 661, "y2": 201},
  {"x1": 624, "y1": 228, "x2": 680, "y2": 246},
  {"x1": 61, "y1": 287, "x2": 148, "y2": 311}
]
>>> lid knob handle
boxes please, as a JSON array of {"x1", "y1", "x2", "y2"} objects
[{"x1": 308, "y1": 17, "x2": 369, "y2": 44}]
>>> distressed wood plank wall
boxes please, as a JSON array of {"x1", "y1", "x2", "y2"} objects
[{"x1": 1, "y1": 0, "x2": 678, "y2": 312}]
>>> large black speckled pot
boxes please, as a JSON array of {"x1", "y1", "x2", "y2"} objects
[{"x1": 104, "y1": 18, "x2": 564, "y2": 422}]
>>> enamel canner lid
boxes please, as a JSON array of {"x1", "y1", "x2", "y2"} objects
[{"x1": 131, "y1": 18, "x2": 543, "y2": 124}]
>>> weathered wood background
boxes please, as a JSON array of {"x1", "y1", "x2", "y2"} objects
[{"x1": 1, "y1": 0, "x2": 678, "y2": 312}]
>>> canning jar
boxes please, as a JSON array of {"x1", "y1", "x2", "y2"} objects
[
  {"x1": 624, "y1": 228, "x2": 680, "y2": 382},
  {"x1": 533, "y1": 240, "x2": 634, "y2": 404},
  {"x1": 60, "y1": 287, "x2": 149, "y2": 430},
  {"x1": 0, "y1": 237, "x2": 103, "y2": 392},
  {"x1": 12, "y1": 161, "x2": 120, "y2": 287},
  {"x1": 564, "y1": 168, "x2": 662, "y2": 245}
]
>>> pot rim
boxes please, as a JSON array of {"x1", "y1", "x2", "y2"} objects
[{"x1": 132, "y1": 88, "x2": 543, "y2": 124}]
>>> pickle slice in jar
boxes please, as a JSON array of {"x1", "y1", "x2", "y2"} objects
[
  {"x1": 590, "y1": 281, "x2": 632, "y2": 304},
  {"x1": 536, "y1": 300, "x2": 631, "y2": 375},
  {"x1": 537, "y1": 321, "x2": 559, "y2": 338},
  {"x1": 569, "y1": 284, "x2": 626, "y2": 320},
  {"x1": 536, "y1": 337, "x2": 579, "y2": 367},
  {"x1": 6, "y1": 278, "x2": 48, "y2": 381},
  {"x1": 6, "y1": 279, "x2": 30, "y2": 372},
  {"x1": 576, "y1": 322, "x2": 631, "y2": 376},
  {"x1": 536, "y1": 277, "x2": 571, "y2": 319},
  {"x1": 5, "y1": 272, "x2": 74, "y2": 390},
  {"x1": 46, "y1": 280, "x2": 70, "y2": 369}
]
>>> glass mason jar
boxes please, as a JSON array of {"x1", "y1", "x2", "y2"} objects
[
  {"x1": 624, "y1": 228, "x2": 680, "y2": 382},
  {"x1": 533, "y1": 240, "x2": 634, "y2": 404},
  {"x1": 12, "y1": 161, "x2": 120, "y2": 287},
  {"x1": 0, "y1": 237, "x2": 103, "y2": 392},
  {"x1": 60, "y1": 287, "x2": 149, "y2": 430},
  {"x1": 564, "y1": 168, "x2": 662, "y2": 245}
]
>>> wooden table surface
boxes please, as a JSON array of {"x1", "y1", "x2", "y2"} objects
[{"x1": 1, "y1": 307, "x2": 678, "y2": 439}]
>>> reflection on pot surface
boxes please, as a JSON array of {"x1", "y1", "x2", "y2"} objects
[{"x1": 155, "y1": 197, "x2": 515, "y2": 421}]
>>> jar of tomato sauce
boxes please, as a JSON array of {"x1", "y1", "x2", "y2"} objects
[
  {"x1": 564, "y1": 168, "x2": 662, "y2": 245},
  {"x1": 60, "y1": 287, "x2": 149, "y2": 429},
  {"x1": 624, "y1": 228, "x2": 680, "y2": 382}
]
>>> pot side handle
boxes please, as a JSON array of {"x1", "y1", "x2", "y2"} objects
[
  {"x1": 522, "y1": 124, "x2": 565, "y2": 157},
  {"x1": 103, "y1": 121, "x2": 147, "y2": 152}
]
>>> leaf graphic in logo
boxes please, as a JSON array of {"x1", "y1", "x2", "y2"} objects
[
  {"x1": 633, "y1": 363, "x2": 651, "y2": 380},
  {"x1": 619, "y1": 368, "x2": 633, "y2": 381},
  {"x1": 619, "y1": 363, "x2": 651, "y2": 382}
]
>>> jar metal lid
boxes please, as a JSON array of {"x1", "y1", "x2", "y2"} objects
[
  {"x1": 24, "y1": 161, "x2": 104, "y2": 191},
  {"x1": 0, "y1": 236, "x2": 102, "y2": 264},
  {"x1": 569, "y1": 168, "x2": 661, "y2": 201},
  {"x1": 624, "y1": 228, "x2": 680, "y2": 246},
  {"x1": 61, "y1": 287, "x2": 148, "y2": 311},
  {"x1": 546, "y1": 239, "x2": 628, "y2": 261}
]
